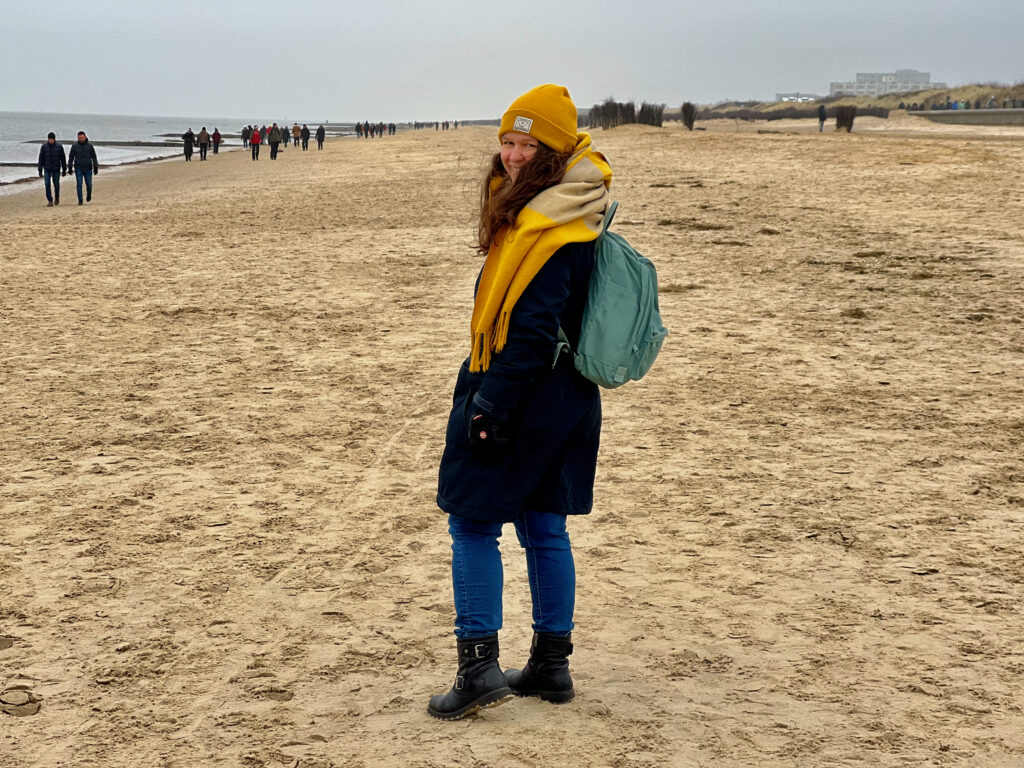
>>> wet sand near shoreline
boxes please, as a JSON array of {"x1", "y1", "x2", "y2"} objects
[{"x1": 2, "y1": 116, "x2": 1023, "y2": 767}]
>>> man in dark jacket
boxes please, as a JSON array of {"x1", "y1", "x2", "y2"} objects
[
  {"x1": 315, "y1": 124, "x2": 325, "y2": 149},
  {"x1": 67, "y1": 131, "x2": 99, "y2": 205},
  {"x1": 268, "y1": 123, "x2": 282, "y2": 160},
  {"x1": 818, "y1": 104, "x2": 827, "y2": 132},
  {"x1": 300, "y1": 124, "x2": 310, "y2": 151},
  {"x1": 37, "y1": 132, "x2": 67, "y2": 207}
]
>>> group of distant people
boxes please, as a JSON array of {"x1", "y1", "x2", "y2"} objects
[
  {"x1": 240, "y1": 123, "x2": 326, "y2": 160},
  {"x1": 907, "y1": 97, "x2": 1021, "y2": 111},
  {"x1": 411, "y1": 121, "x2": 459, "y2": 130},
  {"x1": 36, "y1": 131, "x2": 99, "y2": 207},
  {"x1": 356, "y1": 121, "x2": 395, "y2": 138},
  {"x1": 180, "y1": 127, "x2": 222, "y2": 161},
  {"x1": 33, "y1": 117, "x2": 403, "y2": 207}
]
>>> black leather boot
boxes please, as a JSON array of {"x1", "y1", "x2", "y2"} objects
[
  {"x1": 427, "y1": 634, "x2": 513, "y2": 720},
  {"x1": 504, "y1": 632, "x2": 575, "y2": 703}
]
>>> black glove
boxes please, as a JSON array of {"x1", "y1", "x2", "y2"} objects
[
  {"x1": 38, "y1": 172, "x2": 43, "y2": 178},
  {"x1": 468, "y1": 410, "x2": 509, "y2": 450}
]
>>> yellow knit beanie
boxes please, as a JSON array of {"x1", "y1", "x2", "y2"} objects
[{"x1": 498, "y1": 84, "x2": 578, "y2": 153}]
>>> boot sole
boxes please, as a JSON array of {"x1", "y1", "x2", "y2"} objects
[
  {"x1": 511, "y1": 687, "x2": 575, "y2": 704},
  {"x1": 427, "y1": 687, "x2": 513, "y2": 721}
]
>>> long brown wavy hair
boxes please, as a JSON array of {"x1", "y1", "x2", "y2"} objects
[{"x1": 477, "y1": 142, "x2": 572, "y2": 254}]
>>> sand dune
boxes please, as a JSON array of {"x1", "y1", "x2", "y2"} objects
[{"x1": 2, "y1": 120, "x2": 1023, "y2": 767}]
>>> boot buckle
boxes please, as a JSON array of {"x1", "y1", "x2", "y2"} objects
[
  {"x1": 455, "y1": 675, "x2": 465, "y2": 691},
  {"x1": 474, "y1": 643, "x2": 488, "y2": 659}
]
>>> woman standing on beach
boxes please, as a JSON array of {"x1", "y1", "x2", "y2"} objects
[{"x1": 428, "y1": 84, "x2": 612, "y2": 721}]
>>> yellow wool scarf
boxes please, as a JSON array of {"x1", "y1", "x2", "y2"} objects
[{"x1": 469, "y1": 133, "x2": 613, "y2": 372}]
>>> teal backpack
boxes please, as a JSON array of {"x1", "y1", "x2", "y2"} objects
[{"x1": 556, "y1": 201, "x2": 668, "y2": 388}]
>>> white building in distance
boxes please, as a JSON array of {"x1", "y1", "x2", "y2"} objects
[
  {"x1": 775, "y1": 92, "x2": 821, "y2": 103},
  {"x1": 829, "y1": 69, "x2": 947, "y2": 98}
]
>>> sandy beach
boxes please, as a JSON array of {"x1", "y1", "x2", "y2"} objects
[{"x1": 2, "y1": 115, "x2": 1023, "y2": 767}]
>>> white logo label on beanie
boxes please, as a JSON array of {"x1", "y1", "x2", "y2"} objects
[{"x1": 513, "y1": 116, "x2": 533, "y2": 133}]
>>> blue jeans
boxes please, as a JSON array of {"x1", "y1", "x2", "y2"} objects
[
  {"x1": 43, "y1": 169, "x2": 61, "y2": 202},
  {"x1": 448, "y1": 511, "x2": 575, "y2": 639},
  {"x1": 75, "y1": 168, "x2": 93, "y2": 202}
]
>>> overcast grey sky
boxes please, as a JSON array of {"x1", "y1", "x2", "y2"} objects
[{"x1": 2, "y1": 0, "x2": 1020, "y2": 121}]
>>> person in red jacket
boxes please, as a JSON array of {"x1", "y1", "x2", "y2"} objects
[
  {"x1": 250, "y1": 124, "x2": 261, "y2": 160},
  {"x1": 212, "y1": 128, "x2": 222, "y2": 155}
]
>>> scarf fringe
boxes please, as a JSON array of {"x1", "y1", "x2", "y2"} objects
[
  {"x1": 469, "y1": 332, "x2": 490, "y2": 373},
  {"x1": 494, "y1": 310, "x2": 511, "y2": 354},
  {"x1": 468, "y1": 310, "x2": 512, "y2": 372}
]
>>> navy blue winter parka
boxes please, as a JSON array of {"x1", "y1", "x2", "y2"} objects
[
  {"x1": 38, "y1": 142, "x2": 67, "y2": 173},
  {"x1": 68, "y1": 141, "x2": 98, "y2": 173},
  {"x1": 437, "y1": 240, "x2": 601, "y2": 523}
]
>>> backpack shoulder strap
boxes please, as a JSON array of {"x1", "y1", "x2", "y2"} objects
[
  {"x1": 600, "y1": 200, "x2": 618, "y2": 237},
  {"x1": 553, "y1": 201, "x2": 617, "y2": 368}
]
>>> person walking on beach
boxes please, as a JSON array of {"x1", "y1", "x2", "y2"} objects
[
  {"x1": 817, "y1": 104, "x2": 827, "y2": 133},
  {"x1": 241, "y1": 125, "x2": 251, "y2": 149},
  {"x1": 268, "y1": 123, "x2": 282, "y2": 160},
  {"x1": 37, "y1": 132, "x2": 67, "y2": 207},
  {"x1": 197, "y1": 127, "x2": 210, "y2": 160},
  {"x1": 250, "y1": 124, "x2": 261, "y2": 160},
  {"x1": 292, "y1": 123, "x2": 301, "y2": 147},
  {"x1": 316, "y1": 124, "x2": 325, "y2": 149},
  {"x1": 67, "y1": 131, "x2": 99, "y2": 205},
  {"x1": 300, "y1": 124, "x2": 310, "y2": 150},
  {"x1": 182, "y1": 128, "x2": 195, "y2": 161},
  {"x1": 428, "y1": 84, "x2": 612, "y2": 721},
  {"x1": 212, "y1": 128, "x2": 222, "y2": 154}
]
